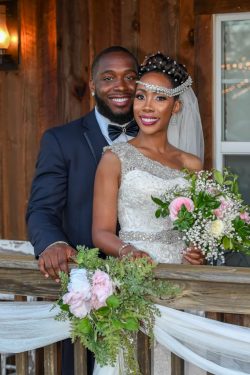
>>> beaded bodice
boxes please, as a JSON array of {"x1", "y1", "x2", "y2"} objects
[{"x1": 104, "y1": 142, "x2": 188, "y2": 263}]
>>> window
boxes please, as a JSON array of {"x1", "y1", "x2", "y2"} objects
[{"x1": 214, "y1": 13, "x2": 250, "y2": 203}]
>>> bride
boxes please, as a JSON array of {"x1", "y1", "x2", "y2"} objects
[{"x1": 92, "y1": 52, "x2": 204, "y2": 374}]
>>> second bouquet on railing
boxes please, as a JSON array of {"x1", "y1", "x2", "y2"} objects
[
  {"x1": 56, "y1": 246, "x2": 179, "y2": 374},
  {"x1": 152, "y1": 169, "x2": 250, "y2": 263}
]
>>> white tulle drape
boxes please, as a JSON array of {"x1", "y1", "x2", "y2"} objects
[
  {"x1": 0, "y1": 302, "x2": 250, "y2": 375},
  {"x1": 167, "y1": 89, "x2": 204, "y2": 163},
  {"x1": 0, "y1": 302, "x2": 70, "y2": 353},
  {"x1": 154, "y1": 305, "x2": 250, "y2": 375}
]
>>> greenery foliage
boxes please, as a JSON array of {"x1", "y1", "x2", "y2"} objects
[{"x1": 56, "y1": 246, "x2": 179, "y2": 374}]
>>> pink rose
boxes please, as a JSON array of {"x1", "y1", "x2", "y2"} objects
[
  {"x1": 240, "y1": 212, "x2": 250, "y2": 223},
  {"x1": 63, "y1": 291, "x2": 91, "y2": 318},
  {"x1": 214, "y1": 197, "x2": 232, "y2": 219},
  {"x1": 91, "y1": 270, "x2": 114, "y2": 310},
  {"x1": 169, "y1": 197, "x2": 194, "y2": 221},
  {"x1": 62, "y1": 268, "x2": 92, "y2": 318}
]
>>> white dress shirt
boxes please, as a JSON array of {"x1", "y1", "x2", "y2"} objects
[{"x1": 95, "y1": 107, "x2": 134, "y2": 145}]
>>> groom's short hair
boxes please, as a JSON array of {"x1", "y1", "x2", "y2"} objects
[{"x1": 91, "y1": 46, "x2": 139, "y2": 78}]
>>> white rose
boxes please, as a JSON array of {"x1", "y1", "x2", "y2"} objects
[
  {"x1": 210, "y1": 219, "x2": 224, "y2": 237},
  {"x1": 68, "y1": 268, "x2": 91, "y2": 300}
]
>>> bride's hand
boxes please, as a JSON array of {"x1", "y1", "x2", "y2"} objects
[
  {"x1": 119, "y1": 244, "x2": 153, "y2": 262},
  {"x1": 182, "y1": 246, "x2": 205, "y2": 265}
]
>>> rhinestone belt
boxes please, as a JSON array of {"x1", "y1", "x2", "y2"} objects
[{"x1": 119, "y1": 229, "x2": 181, "y2": 244}]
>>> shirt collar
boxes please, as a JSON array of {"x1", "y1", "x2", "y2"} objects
[
  {"x1": 95, "y1": 107, "x2": 133, "y2": 128},
  {"x1": 95, "y1": 107, "x2": 134, "y2": 144}
]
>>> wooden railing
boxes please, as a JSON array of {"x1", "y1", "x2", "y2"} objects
[{"x1": 1, "y1": 248, "x2": 250, "y2": 375}]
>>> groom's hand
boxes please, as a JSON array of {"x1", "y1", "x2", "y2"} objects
[
  {"x1": 38, "y1": 243, "x2": 77, "y2": 282},
  {"x1": 182, "y1": 247, "x2": 205, "y2": 265}
]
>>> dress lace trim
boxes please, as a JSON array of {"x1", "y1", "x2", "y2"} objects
[{"x1": 103, "y1": 142, "x2": 184, "y2": 181}]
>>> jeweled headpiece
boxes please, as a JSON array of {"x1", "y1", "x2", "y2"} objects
[
  {"x1": 137, "y1": 52, "x2": 192, "y2": 96},
  {"x1": 136, "y1": 75, "x2": 192, "y2": 97}
]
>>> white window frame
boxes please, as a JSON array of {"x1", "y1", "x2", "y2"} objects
[{"x1": 213, "y1": 12, "x2": 250, "y2": 171}]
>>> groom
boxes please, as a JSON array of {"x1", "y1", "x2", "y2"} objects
[
  {"x1": 26, "y1": 45, "x2": 139, "y2": 375},
  {"x1": 26, "y1": 46, "x2": 139, "y2": 275}
]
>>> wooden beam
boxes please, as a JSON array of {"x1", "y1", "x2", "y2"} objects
[
  {"x1": 1, "y1": 250, "x2": 250, "y2": 313},
  {"x1": 194, "y1": 0, "x2": 250, "y2": 15},
  {"x1": 154, "y1": 263, "x2": 250, "y2": 284},
  {"x1": 194, "y1": 14, "x2": 213, "y2": 169},
  {"x1": 152, "y1": 280, "x2": 250, "y2": 313}
]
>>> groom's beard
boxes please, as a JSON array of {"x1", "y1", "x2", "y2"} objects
[{"x1": 95, "y1": 93, "x2": 134, "y2": 125}]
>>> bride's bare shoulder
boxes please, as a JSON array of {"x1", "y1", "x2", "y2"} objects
[
  {"x1": 101, "y1": 148, "x2": 120, "y2": 163},
  {"x1": 179, "y1": 151, "x2": 203, "y2": 172}
]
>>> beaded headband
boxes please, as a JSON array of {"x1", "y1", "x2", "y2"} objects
[{"x1": 136, "y1": 75, "x2": 192, "y2": 97}]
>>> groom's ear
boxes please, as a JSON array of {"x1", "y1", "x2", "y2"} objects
[
  {"x1": 89, "y1": 80, "x2": 95, "y2": 95},
  {"x1": 172, "y1": 99, "x2": 181, "y2": 115}
]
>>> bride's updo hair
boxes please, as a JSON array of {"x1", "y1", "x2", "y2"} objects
[{"x1": 138, "y1": 52, "x2": 189, "y2": 88}]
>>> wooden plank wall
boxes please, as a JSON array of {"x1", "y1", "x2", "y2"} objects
[{"x1": 0, "y1": 0, "x2": 195, "y2": 241}]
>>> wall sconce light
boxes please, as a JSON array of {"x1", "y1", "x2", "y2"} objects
[{"x1": 0, "y1": 0, "x2": 19, "y2": 70}]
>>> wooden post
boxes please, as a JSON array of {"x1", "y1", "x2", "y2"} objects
[
  {"x1": 74, "y1": 339, "x2": 88, "y2": 375},
  {"x1": 44, "y1": 343, "x2": 58, "y2": 375},
  {"x1": 15, "y1": 352, "x2": 28, "y2": 375},
  {"x1": 35, "y1": 347, "x2": 44, "y2": 375},
  {"x1": 171, "y1": 353, "x2": 184, "y2": 375},
  {"x1": 137, "y1": 331, "x2": 151, "y2": 374}
]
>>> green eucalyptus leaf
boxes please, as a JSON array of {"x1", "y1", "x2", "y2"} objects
[
  {"x1": 106, "y1": 295, "x2": 120, "y2": 308},
  {"x1": 96, "y1": 306, "x2": 110, "y2": 316},
  {"x1": 155, "y1": 208, "x2": 162, "y2": 218},
  {"x1": 223, "y1": 236, "x2": 233, "y2": 250},
  {"x1": 151, "y1": 196, "x2": 164, "y2": 205},
  {"x1": 60, "y1": 303, "x2": 70, "y2": 312},
  {"x1": 112, "y1": 319, "x2": 123, "y2": 330},
  {"x1": 213, "y1": 170, "x2": 224, "y2": 185},
  {"x1": 123, "y1": 317, "x2": 139, "y2": 331},
  {"x1": 78, "y1": 318, "x2": 92, "y2": 334}
]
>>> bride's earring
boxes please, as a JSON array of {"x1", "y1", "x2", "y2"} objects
[
  {"x1": 169, "y1": 114, "x2": 177, "y2": 126},
  {"x1": 91, "y1": 91, "x2": 95, "y2": 97},
  {"x1": 169, "y1": 100, "x2": 182, "y2": 126}
]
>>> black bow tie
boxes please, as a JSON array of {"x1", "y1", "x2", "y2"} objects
[{"x1": 108, "y1": 121, "x2": 139, "y2": 141}]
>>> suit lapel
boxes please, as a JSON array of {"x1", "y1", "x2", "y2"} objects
[{"x1": 81, "y1": 110, "x2": 108, "y2": 165}]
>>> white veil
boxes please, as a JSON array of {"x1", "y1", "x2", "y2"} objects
[{"x1": 167, "y1": 88, "x2": 204, "y2": 163}]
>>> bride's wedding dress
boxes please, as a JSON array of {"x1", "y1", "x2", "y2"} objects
[{"x1": 94, "y1": 142, "x2": 188, "y2": 375}]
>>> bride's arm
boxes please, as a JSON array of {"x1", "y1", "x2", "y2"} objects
[{"x1": 92, "y1": 151, "x2": 149, "y2": 259}]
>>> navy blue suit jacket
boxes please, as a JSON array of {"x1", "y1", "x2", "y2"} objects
[{"x1": 26, "y1": 110, "x2": 108, "y2": 257}]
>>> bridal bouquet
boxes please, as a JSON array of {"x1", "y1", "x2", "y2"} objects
[
  {"x1": 56, "y1": 246, "x2": 178, "y2": 374},
  {"x1": 152, "y1": 169, "x2": 250, "y2": 262}
]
